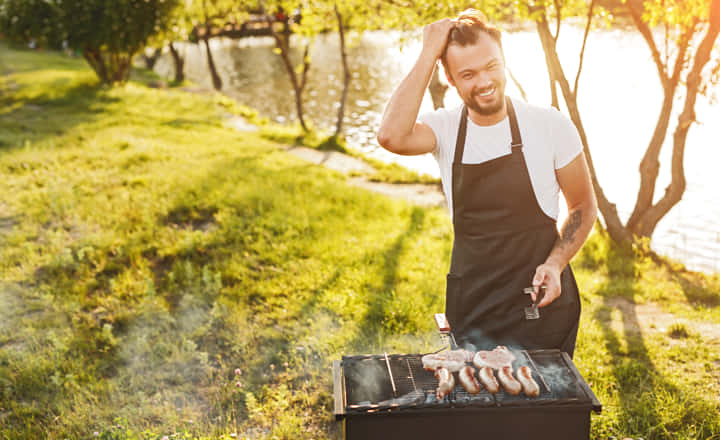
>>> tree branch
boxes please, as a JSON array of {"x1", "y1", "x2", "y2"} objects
[
  {"x1": 260, "y1": 1, "x2": 309, "y2": 131},
  {"x1": 299, "y1": 43, "x2": 310, "y2": 92},
  {"x1": 334, "y1": 3, "x2": 351, "y2": 137},
  {"x1": 553, "y1": 0, "x2": 561, "y2": 42},
  {"x1": 626, "y1": 21, "x2": 697, "y2": 231},
  {"x1": 506, "y1": 65, "x2": 528, "y2": 102},
  {"x1": 535, "y1": 9, "x2": 631, "y2": 243},
  {"x1": 635, "y1": 0, "x2": 720, "y2": 237},
  {"x1": 627, "y1": 0, "x2": 667, "y2": 83},
  {"x1": 573, "y1": 0, "x2": 595, "y2": 96}
]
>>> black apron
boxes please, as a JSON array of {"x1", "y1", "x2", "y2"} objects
[{"x1": 446, "y1": 97, "x2": 581, "y2": 357}]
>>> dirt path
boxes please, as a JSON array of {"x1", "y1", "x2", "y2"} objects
[
  {"x1": 225, "y1": 115, "x2": 447, "y2": 209},
  {"x1": 606, "y1": 297, "x2": 720, "y2": 344}
]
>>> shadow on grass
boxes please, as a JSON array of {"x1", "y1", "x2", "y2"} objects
[
  {"x1": 663, "y1": 265, "x2": 720, "y2": 309},
  {"x1": 593, "y1": 246, "x2": 718, "y2": 438},
  {"x1": 349, "y1": 207, "x2": 427, "y2": 348},
  {"x1": 0, "y1": 77, "x2": 115, "y2": 151}
]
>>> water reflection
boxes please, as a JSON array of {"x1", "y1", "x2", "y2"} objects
[{"x1": 153, "y1": 29, "x2": 720, "y2": 273}]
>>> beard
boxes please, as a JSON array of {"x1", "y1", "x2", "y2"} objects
[{"x1": 462, "y1": 84, "x2": 505, "y2": 116}]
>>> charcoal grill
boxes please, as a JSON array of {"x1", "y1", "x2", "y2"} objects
[
  {"x1": 333, "y1": 348, "x2": 601, "y2": 439},
  {"x1": 333, "y1": 350, "x2": 602, "y2": 440}
]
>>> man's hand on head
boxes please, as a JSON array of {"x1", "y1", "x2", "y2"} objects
[{"x1": 422, "y1": 18, "x2": 456, "y2": 61}]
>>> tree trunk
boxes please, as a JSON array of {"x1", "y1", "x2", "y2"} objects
[
  {"x1": 534, "y1": 12, "x2": 632, "y2": 244},
  {"x1": 82, "y1": 48, "x2": 109, "y2": 83},
  {"x1": 266, "y1": 13, "x2": 310, "y2": 132},
  {"x1": 631, "y1": 0, "x2": 720, "y2": 238},
  {"x1": 625, "y1": 17, "x2": 696, "y2": 232},
  {"x1": 142, "y1": 47, "x2": 162, "y2": 70},
  {"x1": 82, "y1": 48, "x2": 131, "y2": 85},
  {"x1": 203, "y1": 36, "x2": 222, "y2": 90},
  {"x1": 334, "y1": 4, "x2": 351, "y2": 137},
  {"x1": 168, "y1": 42, "x2": 185, "y2": 83},
  {"x1": 201, "y1": 0, "x2": 222, "y2": 91},
  {"x1": 625, "y1": 90, "x2": 675, "y2": 230},
  {"x1": 428, "y1": 65, "x2": 448, "y2": 110},
  {"x1": 538, "y1": 13, "x2": 559, "y2": 110}
]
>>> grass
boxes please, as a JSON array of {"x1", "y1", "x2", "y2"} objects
[{"x1": 1, "y1": 42, "x2": 719, "y2": 439}]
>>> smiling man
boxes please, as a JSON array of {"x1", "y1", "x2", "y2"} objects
[{"x1": 376, "y1": 10, "x2": 597, "y2": 357}]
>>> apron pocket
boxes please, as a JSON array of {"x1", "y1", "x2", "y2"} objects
[
  {"x1": 445, "y1": 273, "x2": 462, "y2": 330},
  {"x1": 519, "y1": 300, "x2": 579, "y2": 351}
]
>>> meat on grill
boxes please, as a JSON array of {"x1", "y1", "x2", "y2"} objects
[
  {"x1": 472, "y1": 346, "x2": 516, "y2": 370},
  {"x1": 517, "y1": 365, "x2": 540, "y2": 397},
  {"x1": 477, "y1": 366, "x2": 500, "y2": 394},
  {"x1": 422, "y1": 349, "x2": 474, "y2": 372},
  {"x1": 435, "y1": 367, "x2": 455, "y2": 400},
  {"x1": 497, "y1": 366, "x2": 522, "y2": 395},
  {"x1": 458, "y1": 366, "x2": 482, "y2": 394}
]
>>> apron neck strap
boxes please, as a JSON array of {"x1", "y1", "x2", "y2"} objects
[
  {"x1": 506, "y1": 97, "x2": 523, "y2": 150},
  {"x1": 453, "y1": 97, "x2": 523, "y2": 166},
  {"x1": 453, "y1": 105, "x2": 469, "y2": 165}
]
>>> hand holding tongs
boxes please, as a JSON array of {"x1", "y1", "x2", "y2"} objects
[{"x1": 523, "y1": 285, "x2": 546, "y2": 320}]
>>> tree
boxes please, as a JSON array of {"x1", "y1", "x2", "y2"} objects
[
  {"x1": 0, "y1": 0, "x2": 179, "y2": 84},
  {"x1": 333, "y1": 2, "x2": 351, "y2": 137},
  {"x1": 144, "y1": 2, "x2": 200, "y2": 84},
  {"x1": 622, "y1": 0, "x2": 720, "y2": 241},
  {"x1": 199, "y1": 0, "x2": 224, "y2": 90},
  {"x1": 260, "y1": 0, "x2": 313, "y2": 131},
  {"x1": 520, "y1": 0, "x2": 720, "y2": 244}
]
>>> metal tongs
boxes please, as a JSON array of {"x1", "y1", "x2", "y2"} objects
[
  {"x1": 434, "y1": 313, "x2": 458, "y2": 350},
  {"x1": 523, "y1": 285, "x2": 546, "y2": 320}
]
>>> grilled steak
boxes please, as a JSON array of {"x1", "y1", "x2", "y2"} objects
[
  {"x1": 472, "y1": 346, "x2": 516, "y2": 370},
  {"x1": 422, "y1": 349, "x2": 474, "y2": 372}
]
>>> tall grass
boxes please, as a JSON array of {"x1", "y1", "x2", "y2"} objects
[{"x1": 1, "y1": 43, "x2": 719, "y2": 439}]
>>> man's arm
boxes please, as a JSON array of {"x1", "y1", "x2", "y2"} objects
[
  {"x1": 376, "y1": 19, "x2": 455, "y2": 156},
  {"x1": 533, "y1": 152, "x2": 598, "y2": 307}
]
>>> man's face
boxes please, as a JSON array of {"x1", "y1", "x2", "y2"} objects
[{"x1": 445, "y1": 32, "x2": 506, "y2": 119}]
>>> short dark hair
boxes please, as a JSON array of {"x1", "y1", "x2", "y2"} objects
[{"x1": 440, "y1": 9, "x2": 504, "y2": 78}]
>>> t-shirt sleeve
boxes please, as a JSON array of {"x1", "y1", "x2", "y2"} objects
[
  {"x1": 419, "y1": 107, "x2": 453, "y2": 163},
  {"x1": 550, "y1": 109, "x2": 583, "y2": 169}
]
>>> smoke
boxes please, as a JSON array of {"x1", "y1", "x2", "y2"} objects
[
  {"x1": 457, "y1": 328, "x2": 509, "y2": 352},
  {"x1": 112, "y1": 293, "x2": 215, "y2": 421},
  {"x1": 0, "y1": 282, "x2": 57, "y2": 354},
  {"x1": 532, "y1": 360, "x2": 576, "y2": 396},
  {"x1": 0, "y1": 283, "x2": 22, "y2": 335},
  {"x1": 343, "y1": 357, "x2": 389, "y2": 406}
]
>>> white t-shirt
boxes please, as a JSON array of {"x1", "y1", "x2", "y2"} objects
[{"x1": 419, "y1": 97, "x2": 583, "y2": 220}]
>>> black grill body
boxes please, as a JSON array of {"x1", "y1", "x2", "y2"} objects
[{"x1": 333, "y1": 349, "x2": 601, "y2": 440}]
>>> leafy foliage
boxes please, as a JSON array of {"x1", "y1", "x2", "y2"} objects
[{"x1": 0, "y1": 0, "x2": 179, "y2": 83}]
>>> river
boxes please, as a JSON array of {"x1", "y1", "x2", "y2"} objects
[{"x1": 153, "y1": 26, "x2": 720, "y2": 274}]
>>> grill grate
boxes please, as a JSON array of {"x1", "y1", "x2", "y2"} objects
[{"x1": 341, "y1": 349, "x2": 600, "y2": 414}]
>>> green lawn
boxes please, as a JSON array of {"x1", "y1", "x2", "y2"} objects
[{"x1": 1, "y1": 43, "x2": 719, "y2": 440}]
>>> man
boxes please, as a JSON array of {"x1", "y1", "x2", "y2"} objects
[{"x1": 376, "y1": 10, "x2": 597, "y2": 357}]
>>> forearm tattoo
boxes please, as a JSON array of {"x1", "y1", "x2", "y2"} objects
[{"x1": 558, "y1": 210, "x2": 582, "y2": 249}]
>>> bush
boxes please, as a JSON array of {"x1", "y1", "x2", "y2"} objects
[{"x1": 0, "y1": 0, "x2": 179, "y2": 84}]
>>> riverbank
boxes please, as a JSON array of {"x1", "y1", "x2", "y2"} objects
[
  {"x1": 158, "y1": 27, "x2": 720, "y2": 274},
  {"x1": 1, "y1": 43, "x2": 719, "y2": 439}
]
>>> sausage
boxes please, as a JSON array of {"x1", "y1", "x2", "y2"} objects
[
  {"x1": 497, "y1": 366, "x2": 522, "y2": 395},
  {"x1": 458, "y1": 366, "x2": 482, "y2": 394},
  {"x1": 435, "y1": 367, "x2": 455, "y2": 400},
  {"x1": 477, "y1": 366, "x2": 499, "y2": 394},
  {"x1": 517, "y1": 365, "x2": 540, "y2": 397}
]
